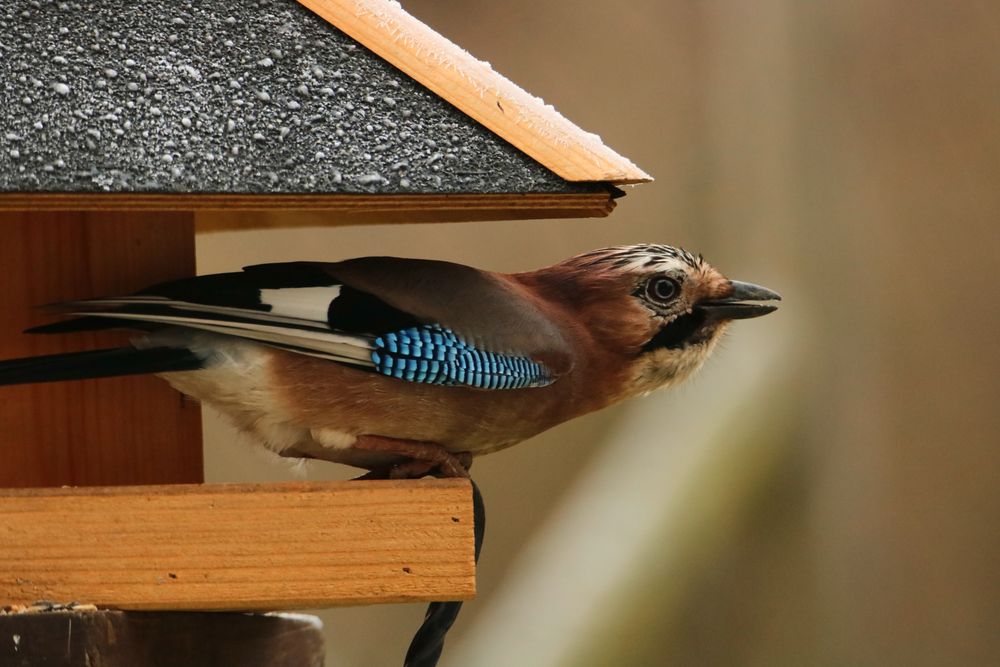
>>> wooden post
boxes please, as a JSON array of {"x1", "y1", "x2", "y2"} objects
[
  {"x1": 0, "y1": 211, "x2": 202, "y2": 487},
  {"x1": 0, "y1": 610, "x2": 325, "y2": 667}
]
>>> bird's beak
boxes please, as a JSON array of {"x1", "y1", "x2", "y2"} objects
[{"x1": 698, "y1": 280, "x2": 782, "y2": 321}]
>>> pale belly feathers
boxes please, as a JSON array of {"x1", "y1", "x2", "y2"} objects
[{"x1": 155, "y1": 335, "x2": 538, "y2": 469}]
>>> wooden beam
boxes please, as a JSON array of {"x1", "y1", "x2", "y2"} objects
[
  {"x1": 0, "y1": 480, "x2": 476, "y2": 610},
  {"x1": 0, "y1": 610, "x2": 325, "y2": 667},
  {"x1": 0, "y1": 192, "x2": 616, "y2": 221},
  {"x1": 296, "y1": 0, "x2": 651, "y2": 184},
  {"x1": 0, "y1": 212, "x2": 202, "y2": 488}
]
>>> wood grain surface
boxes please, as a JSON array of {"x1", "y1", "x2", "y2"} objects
[
  {"x1": 0, "y1": 192, "x2": 617, "y2": 223},
  {"x1": 0, "y1": 479, "x2": 476, "y2": 610},
  {"x1": 0, "y1": 212, "x2": 202, "y2": 488}
]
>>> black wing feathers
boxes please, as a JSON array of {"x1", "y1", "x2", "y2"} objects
[
  {"x1": 326, "y1": 285, "x2": 421, "y2": 334},
  {"x1": 138, "y1": 263, "x2": 337, "y2": 311},
  {"x1": 244, "y1": 261, "x2": 423, "y2": 334},
  {"x1": 133, "y1": 262, "x2": 420, "y2": 335},
  {"x1": 0, "y1": 347, "x2": 204, "y2": 386},
  {"x1": 14, "y1": 258, "x2": 570, "y2": 388}
]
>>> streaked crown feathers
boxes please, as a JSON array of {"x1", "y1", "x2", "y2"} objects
[{"x1": 567, "y1": 244, "x2": 705, "y2": 273}]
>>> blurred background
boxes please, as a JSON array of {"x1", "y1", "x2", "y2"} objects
[{"x1": 196, "y1": 0, "x2": 999, "y2": 665}]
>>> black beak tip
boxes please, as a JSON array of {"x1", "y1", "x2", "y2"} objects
[
  {"x1": 728, "y1": 280, "x2": 782, "y2": 303},
  {"x1": 728, "y1": 303, "x2": 779, "y2": 320},
  {"x1": 698, "y1": 280, "x2": 782, "y2": 321}
]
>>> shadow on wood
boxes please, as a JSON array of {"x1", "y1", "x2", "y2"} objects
[{"x1": 0, "y1": 610, "x2": 324, "y2": 667}]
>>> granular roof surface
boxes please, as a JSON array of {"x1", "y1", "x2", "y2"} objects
[{"x1": 0, "y1": 0, "x2": 600, "y2": 194}]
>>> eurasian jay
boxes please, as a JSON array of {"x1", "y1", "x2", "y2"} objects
[{"x1": 0, "y1": 244, "x2": 779, "y2": 477}]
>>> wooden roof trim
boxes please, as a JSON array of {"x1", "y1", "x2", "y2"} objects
[
  {"x1": 0, "y1": 192, "x2": 616, "y2": 222},
  {"x1": 295, "y1": 0, "x2": 652, "y2": 184}
]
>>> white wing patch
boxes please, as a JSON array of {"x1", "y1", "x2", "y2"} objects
[{"x1": 259, "y1": 286, "x2": 342, "y2": 321}]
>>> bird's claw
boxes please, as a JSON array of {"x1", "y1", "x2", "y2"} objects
[{"x1": 353, "y1": 435, "x2": 472, "y2": 479}]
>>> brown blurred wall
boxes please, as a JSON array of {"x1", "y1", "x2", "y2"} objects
[
  {"x1": 561, "y1": 2, "x2": 1000, "y2": 665},
  {"x1": 197, "y1": 1, "x2": 1000, "y2": 665}
]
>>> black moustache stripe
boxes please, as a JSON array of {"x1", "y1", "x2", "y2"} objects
[{"x1": 641, "y1": 309, "x2": 708, "y2": 352}]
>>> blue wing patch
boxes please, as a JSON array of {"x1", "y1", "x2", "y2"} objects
[{"x1": 372, "y1": 325, "x2": 551, "y2": 389}]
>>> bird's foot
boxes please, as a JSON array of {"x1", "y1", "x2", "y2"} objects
[{"x1": 354, "y1": 435, "x2": 472, "y2": 479}]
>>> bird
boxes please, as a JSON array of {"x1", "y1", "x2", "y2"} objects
[{"x1": 0, "y1": 244, "x2": 779, "y2": 478}]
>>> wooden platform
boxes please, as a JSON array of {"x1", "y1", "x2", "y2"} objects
[{"x1": 0, "y1": 479, "x2": 475, "y2": 610}]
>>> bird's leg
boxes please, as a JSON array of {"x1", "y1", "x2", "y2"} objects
[{"x1": 353, "y1": 435, "x2": 472, "y2": 479}]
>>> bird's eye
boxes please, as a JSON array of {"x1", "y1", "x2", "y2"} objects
[{"x1": 645, "y1": 277, "x2": 680, "y2": 304}]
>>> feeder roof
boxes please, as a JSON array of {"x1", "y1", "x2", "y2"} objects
[{"x1": 0, "y1": 0, "x2": 649, "y2": 218}]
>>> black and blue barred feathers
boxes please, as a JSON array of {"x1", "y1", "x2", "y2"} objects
[{"x1": 372, "y1": 325, "x2": 551, "y2": 389}]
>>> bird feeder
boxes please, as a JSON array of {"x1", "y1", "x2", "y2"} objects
[{"x1": 0, "y1": 0, "x2": 649, "y2": 661}]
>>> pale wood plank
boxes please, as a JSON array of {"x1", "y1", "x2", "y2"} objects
[
  {"x1": 0, "y1": 480, "x2": 476, "y2": 610},
  {"x1": 295, "y1": 0, "x2": 652, "y2": 184}
]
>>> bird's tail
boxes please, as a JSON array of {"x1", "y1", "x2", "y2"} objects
[{"x1": 0, "y1": 347, "x2": 204, "y2": 386}]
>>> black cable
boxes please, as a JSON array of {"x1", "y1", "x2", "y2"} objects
[{"x1": 404, "y1": 479, "x2": 485, "y2": 667}]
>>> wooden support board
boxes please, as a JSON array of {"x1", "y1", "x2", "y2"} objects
[
  {"x1": 0, "y1": 479, "x2": 476, "y2": 610},
  {"x1": 0, "y1": 212, "x2": 203, "y2": 488}
]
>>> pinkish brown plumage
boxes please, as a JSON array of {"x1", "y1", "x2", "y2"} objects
[{"x1": 0, "y1": 245, "x2": 780, "y2": 476}]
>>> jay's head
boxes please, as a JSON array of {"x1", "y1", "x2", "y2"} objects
[{"x1": 526, "y1": 244, "x2": 780, "y2": 396}]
